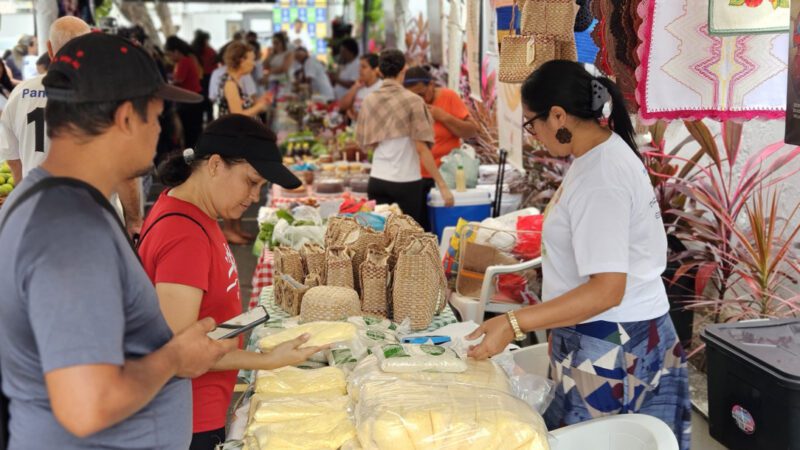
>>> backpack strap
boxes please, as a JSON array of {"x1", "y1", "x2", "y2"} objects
[{"x1": 135, "y1": 212, "x2": 210, "y2": 250}]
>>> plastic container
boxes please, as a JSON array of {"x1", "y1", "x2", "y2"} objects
[
  {"x1": 700, "y1": 319, "x2": 800, "y2": 450},
  {"x1": 427, "y1": 189, "x2": 491, "y2": 238},
  {"x1": 475, "y1": 184, "x2": 523, "y2": 216}
]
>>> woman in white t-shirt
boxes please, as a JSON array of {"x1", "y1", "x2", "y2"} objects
[{"x1": 467, "y1": 60, "x2": 690, "y2": 450}]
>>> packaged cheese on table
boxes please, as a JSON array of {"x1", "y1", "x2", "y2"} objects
[
  {"x1": 258, "y1": 321, "x2": 357, "y2": 351},
  {"x1": 246, "y1": 395, "x2": 355, "y2": 450},
  {"x1": 354, "y1": 380, "x2": 549, "y2": 450},
  {"x1": 373, "y1": 344, "x2": 468, "y2": 373},
  {"x1": 254, "y1": 366, "x2": 346, "y2": 398},
  {"x1": 347, "y1": 355, "x2": 510, "y2": 400}
]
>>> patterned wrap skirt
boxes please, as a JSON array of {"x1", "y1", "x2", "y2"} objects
[{"x1": 544, "y1": 313, "x2": 692, "y2": 450}]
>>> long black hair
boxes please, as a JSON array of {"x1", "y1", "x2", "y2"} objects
[
  {"x1": 157, "y1": 151, "x2": 244, "y2": 187},
  {"x1": 0, "y1": 62, "x2": 13, "y2": 97},
  {"x1": 521, "y1": 60, "x2": 640, "y2": 159},
  {"x1": 165, "y1": 36, "x2": 196, "y2": 57}
]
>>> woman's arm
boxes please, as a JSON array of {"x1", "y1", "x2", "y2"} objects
[
  {"x1": 431, "y1": 106, "x2": 479, "y2": 139},
  {"x1": 466, "y1": 273, "x2": 627, "y2": 359},
  {"x1": 339, "y1": 81, "x2": 362, "y2": 113},
  {"x1": 155, "y1": 282, "x2": 322, "y2": 371},
  {"x1": 223, "y1": 80, "x2": 267, "y2": 117}
]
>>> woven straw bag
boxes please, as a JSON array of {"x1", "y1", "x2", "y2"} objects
[
  {"x1": 277, "y1": 274, "x2": 309, "y2": 316},
  {"x1": 392, "y1": 235, "x2": 448, "y2": 330},
  {"x1": 359, "y1": 245, "x2": 391, "y2": 318},
  {"x1": 300, "y1": 243, "x2": 326, "y2": 280},
  {"x1": 325, "y1": 246, "x2": 355, "y2": 289},
  {"x1": 325, "y1": 216, "x2": 360, "y2": 248},
  {"x1": 300, "y1": 286, "x2": 361, "y2": 323},
  {"x1": 519, "y1": 0, "x2": 576, "y2": 39},
  {"x1": 304, "y1": 272, "x2": 322, "y2": 289},
  {"x1": 557, "y1": 39, "x2": 577, "y2": 61},
  {"x1": 343, "y1": 226, "x2": 386, "y2": 294},
  {"x1": 274, "y1": 246, "x2": 304, "y2": 282},
  {"x1": 498, "y1": 3, "x2": 556, "y2": 83},
  {"x1": 384, "y1": 214, "x2": 423, "y2": 246}
]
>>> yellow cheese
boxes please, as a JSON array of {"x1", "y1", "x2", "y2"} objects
[
  {"x1": 254, "y1": 366, "x2": 346, "y2": 398},
  {"x1": 251, "y1": 420, "x2": 356, "y2": 450},
  {"x1": 258, "y1": 321, "x2": 357, "y2": 351}
]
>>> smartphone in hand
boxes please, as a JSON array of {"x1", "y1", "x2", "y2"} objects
[{"x1": 206, "y1": 306, "x2": 270, "y2": 340}]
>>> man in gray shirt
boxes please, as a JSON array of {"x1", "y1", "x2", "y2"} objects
[{"x1": 0, "y1": 33, "x2": 237, "y2": 449}]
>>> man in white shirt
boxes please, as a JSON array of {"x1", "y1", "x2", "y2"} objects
[
  {"x1": 339, "y1": 53, "x2": 382, "y2": 120},
  {"x1": 288, "y1": 19, "x2": 313, "y2": 52},
  {"x1": 333, "y1": 38, "x2": 361, "y2": 100},
  {"x1": 292, "y1": 46, "x2": 334, "y2": 102},
  {"x1": 0, "y1": 17, "x2": 144, "y2": 237}
]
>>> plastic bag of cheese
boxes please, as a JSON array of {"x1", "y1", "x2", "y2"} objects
[
  {"x1": 347, "y1": 354, "x2": 510, "y2": 400},
  {"x1": 258, "y1": 321, "x2": 357, "y2": 351},
  {"x1": 373, "y1": 344, "x2": 467, "y2": 373},
  {"x1": 254, "y1": 366, "x2": 346, "y2": 398},
  {"x1": 354, "y1": 380, "x2": 550, "y2": 450}
]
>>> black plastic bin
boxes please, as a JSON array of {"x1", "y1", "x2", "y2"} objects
[{"x1": 701, "y1": 319, "x2": 800, "y2": 450}]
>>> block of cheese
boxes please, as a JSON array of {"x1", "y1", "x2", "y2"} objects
[
  {"x1": 247, "y1": 394, "x2": 351, "y2": 425},
  {"x1": 355, "y1": 380, "x2": 549, "y2": 450},
  {"x1": 254, "y1": 366, "x2": 346, "y2": 398},
  {"x1": 250, "y1": 420, "x2": 356, "y2": 450},
  {"x1": 348, "y1": 355, "x2": 510, "y2": 400},
  {"x1": 373, "y1": 344, "x2": 468, "y2": 373},
  {"x1": 258, "y1": 321, "x2": 357, "y2": 351}
]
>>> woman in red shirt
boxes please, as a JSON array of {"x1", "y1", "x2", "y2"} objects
[
  {"x1": 404, "y1": 65, "x2": 479, "y2": 231},
  {"x1": 137, "y1": 115, "x2": 323, "y2": 450},
  {"x1": 165, "y1": 36, "x2": 205, "y2": 148}
]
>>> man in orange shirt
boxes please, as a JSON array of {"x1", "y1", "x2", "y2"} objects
[{"x1": 405, "y1": 66, "x2": 478, "y2": 230}]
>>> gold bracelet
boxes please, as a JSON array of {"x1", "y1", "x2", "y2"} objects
[{"x1": 506, "y1": 311, "x2": 526, "y2": 342}]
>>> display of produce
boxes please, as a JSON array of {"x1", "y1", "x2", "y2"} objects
[
  {"x1": 0, "y1": 162, "x2": 16, "y2": 205},
  {"x1": 258, "y1": 321, "x2": 358, "y2": 351},
  {"x1": 254, "y1": 366, "x2": 347, "y2": 398}
]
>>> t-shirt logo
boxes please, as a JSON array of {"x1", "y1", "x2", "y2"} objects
[{"x1": 223, "y1": 243, "x2": 239, "y2": 297}]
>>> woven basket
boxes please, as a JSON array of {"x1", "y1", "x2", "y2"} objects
[
  {"x1": 300, "y1": 286, "x2": 361, "y2": 323},
  {"x1": 498, "y1": 2, "x2": 557, "y2": 83},
  {"x1": 325, "y1": 216, "x2": 360, "y2": 248},
  {"x1": 277, "y1": 275, "x2": 309, "y2": 316},
  {"x1": 325, "y1": 246, "x2": 355, "y2": 289},
  {"x1": 392, "y1": 235, "x2": 446, "y2": 330},
  {"x1": 384, "y1": 214, "x2": 423, "y2": 247},
  {"x1": 344, "y1": 226, "x2": 386, "y2": 294},
  {"x1": 274, "y1": 246, "x2": 304, "y2": 282},
  {"x1": 557, "y1": 39, "x2": 577, "y2": 61},
  {"x1": 520, "y1": 0, "x2": 576, "y2": 39},
  {"x1": 304, "y1": 272, "x2": 322, "y2": 289},
  {"x1": 301, "y1": 243, "x2": 326, "y2": 281},
  {"x1": 359, "y1": 245, "x2": 391, "y2": 318}
]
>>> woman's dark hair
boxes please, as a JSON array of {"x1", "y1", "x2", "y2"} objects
[
  {"x1": 0, "y1": 61, "x2": 13, "y2": 96},
  {"x1": 378, "y1": 49, "x2": 406, "y2": 79},
  {"x1": 157, "y1": 150, "x2": 245, "y2": 187},
  {"x1": 224, "y1": 40, "x2": 253, "y2": 70},
  {"x1": 361, "y1": 53, "x2": 379, "y2": 69},
  {"x1": 191, "y1": 30, "x2": 210, "y2": 56},
  {"x1": 340, "y1": 38, "x2": 359, "y2": 58},
  {"x1": 521, "y1": 60, "x2": 640, "y2": 159},
  {"x1": 165, "y1": 36, "x2": 195, "y2": 57},
  {"x1": 272, "y1": 32, "x2": 288, "y2": 53},
  {"x1": 403, "y1": 65, "x2": 432, "y2": 87}
]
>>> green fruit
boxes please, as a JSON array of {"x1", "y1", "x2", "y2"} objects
[
  {"x1": 7, "y1": 177, "x2": 13, "y2": 186},
  {"x1": 0, "y1": 184, "x2": 13, "y2": 195}
]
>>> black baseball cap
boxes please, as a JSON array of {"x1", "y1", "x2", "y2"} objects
[
  {"x1": 43, "y1": 32, "x2": 202, "y2": 103},
  {"x1": 195, "y1": 115, "x2": 301, "y2": 189}
]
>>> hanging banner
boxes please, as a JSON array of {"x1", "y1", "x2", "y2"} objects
[
  {"x1": 709, "y1": 0, "x2": 790, "y2": 35},
  {"x1": 786, "y1": 1, "x2": 800, "y2": 145},
  {"x1": 497, "y1": 82, "x2": 525, "y2": 173},
  {"x1": 466, "y1": 0, "x2": 483, "y2": 100}
]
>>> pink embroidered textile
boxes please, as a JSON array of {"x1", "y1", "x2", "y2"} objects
[{"x1": 637, "y1": 0, "x2": 788, "y2": 123}]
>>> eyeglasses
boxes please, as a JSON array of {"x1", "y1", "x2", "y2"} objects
[{"x1": 523, "y1": 114, "x2": 545, "y2": 136}]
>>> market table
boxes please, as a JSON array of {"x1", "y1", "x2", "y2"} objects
[{"x1": 238, "y1": 286, "x2": 460, "y2": 385}]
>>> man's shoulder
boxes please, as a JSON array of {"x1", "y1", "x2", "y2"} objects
[{"x1": 7, "y1": 75, "x2": 46, "y2": 103}]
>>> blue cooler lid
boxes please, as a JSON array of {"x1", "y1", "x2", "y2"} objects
[
  {"x1": 428, "y1": 189, "x2": 492, "y2": 207},
  {"x1": 701, "y1": 319, "x2": 800, "y2": 384}
]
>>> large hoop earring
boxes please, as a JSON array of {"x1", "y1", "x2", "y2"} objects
[{"x1": 556, "y1": 127, "x2": 572, "y2": 144}]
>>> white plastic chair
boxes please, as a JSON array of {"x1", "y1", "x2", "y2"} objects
[{"x1": 548, "y1": 414, "x2": 679, "y2": 450}]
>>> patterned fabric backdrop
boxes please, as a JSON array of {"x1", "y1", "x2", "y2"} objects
[{"x1": 637, "y1": 0, "x2": 788, "y2": 123}]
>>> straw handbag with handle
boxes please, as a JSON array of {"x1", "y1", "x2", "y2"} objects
[
  {"x1": 344, "y1": 226, "x2": 386, "y2": 294},
  {"x1": 325, "y1": 246, "x2": 355, "y2": 289},
  {"x1": 499, "y1": 1, "x2": 557, "y2": 83},
  {"x1": 360, "y1": 245, "x2": 391, "y2": 318},
  {"x1": 392, "y1": 235, "x2": 448, "y2": 330},
  {"x1": 519, "y1": 0, "x2": 577, "y2": 62}
]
